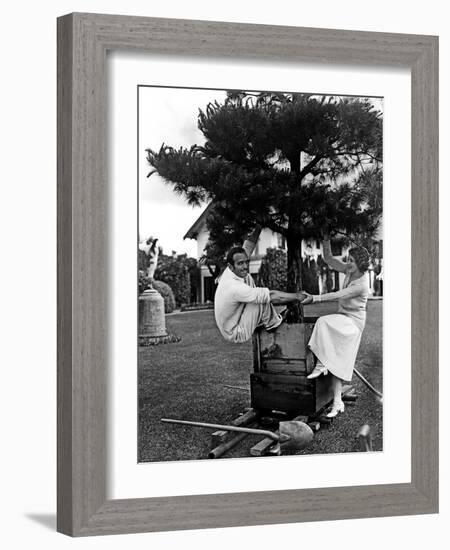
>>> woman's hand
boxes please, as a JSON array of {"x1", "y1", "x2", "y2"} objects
[{"x1": 300, "y1": 292, "x2": 314, "y2": 305}]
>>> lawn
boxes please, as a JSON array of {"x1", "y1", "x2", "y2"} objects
[{"x1": 138, "y1": 300, "x2": 383, "y2": 462}]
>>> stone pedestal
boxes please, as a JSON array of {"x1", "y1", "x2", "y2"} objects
[
  {"x1": 139, "y1": 288, "x2": 167, "y2": 337},
  {"x1": 138, "y1": 288, "x2": 180, "y2": 346}
]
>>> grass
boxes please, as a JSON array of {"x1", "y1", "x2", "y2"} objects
[{"x1": 138, "y1": 300, "x2": 383, "y2": 462}]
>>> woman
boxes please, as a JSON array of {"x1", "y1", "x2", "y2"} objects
[{"x1": 302, "y1": 233, "x2": 370, "y2": 418}]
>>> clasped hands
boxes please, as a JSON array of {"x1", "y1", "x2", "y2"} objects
[{"x1": 298, "y1": 291, "x2": 313, "y2": 305}]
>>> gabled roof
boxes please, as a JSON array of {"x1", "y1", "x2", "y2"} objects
[{"x1": 184, "y1": 203, "x2": 214, "y2": 239}]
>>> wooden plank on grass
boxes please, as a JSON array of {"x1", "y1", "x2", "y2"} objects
[
  {"x1": 250, "y1": 434, "x2": 279, "y2": 457},
  {"x1": 211, "y1": 409, "x2": 260, "y2": 447}
]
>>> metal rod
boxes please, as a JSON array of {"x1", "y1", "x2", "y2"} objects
[
  {"x1": 353, "y1": 368, "x2": 383, "y2": 400},
  {"x1": 161, "y1": 418, "x2": 280, "y2": 442}
]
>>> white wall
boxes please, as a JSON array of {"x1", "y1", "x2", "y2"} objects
[{"x1": 1, "y1": 1, "x2": 447, "y2": 549}]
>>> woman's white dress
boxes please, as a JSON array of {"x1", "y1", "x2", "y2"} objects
[{"x1": 308, "y1": 273, "x2": 370, "y2": 382}]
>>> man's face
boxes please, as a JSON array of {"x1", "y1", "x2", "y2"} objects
[{"x1": 229, "y1": 252, "x2": 250, "y2": 279}]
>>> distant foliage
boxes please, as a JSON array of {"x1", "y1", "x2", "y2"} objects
[
  {"x1": 138, "y1": 249, "x2": 149, "y2": 272},
  {"x1": 139, "y1": 271, "x2": 151, "y2": 294},
  {"x1": 258, "y1": 248, "x2": 321, "y2": 294},
  {"x1": 154, "y1": 254, "x2": 192, "y2": 307},
  {"x1": 152, "y1": 280, "x2": 176, "y2": 313},
  {"x1": 138, "y1": 273, "x2": 176, "y2": 313},
  {"x1": 184, "y1": 256, "x2": 201, "y2": 304},
  {"x1": 258, "y1": 248, "x2": 288, "y2": 290}
]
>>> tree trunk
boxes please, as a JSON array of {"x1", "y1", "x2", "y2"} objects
[
  {"x1": 286, "y1": 234, "x2": 303, "y2": 323},
  {"x1": 287, "y1": 153, "x2": 301, "y2": 174},
  {"x1": 285, "y1": 152, "x2": 303, "y2": 322}
]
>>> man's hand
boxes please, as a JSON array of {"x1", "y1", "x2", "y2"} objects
[{"x1": 300, "y1": 292, "x2": 314, "y2": 305}]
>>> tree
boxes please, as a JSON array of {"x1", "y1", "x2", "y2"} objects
[{"x1": 146, "y1": 92, "x2": 382, "y2": 321}]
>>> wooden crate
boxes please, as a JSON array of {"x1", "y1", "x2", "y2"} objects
[{"x1": 250, "y1": 320, "x2": 333, "y2": 416}]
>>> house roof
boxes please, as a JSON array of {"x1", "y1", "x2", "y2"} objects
[
  {"x1": 183, "y1": 203, "x2": 214, "y2": 239},
  {"x1": 184, "y1": 201, "x2": 384, "y2": 244}
]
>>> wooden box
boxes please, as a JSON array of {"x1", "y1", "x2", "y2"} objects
[{"x1": 250, "y1": 319, "x2": 333, "y2": 416}]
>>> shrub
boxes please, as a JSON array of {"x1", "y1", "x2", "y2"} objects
[
  {"x1": 257, "y1": 248, "x2": 287, "y2": 290},
  {"x1": 154, "y1": 254, "x2": 193, "y2": 307},
  {"x1": 258, "y1": 247, "x2": 320, "y2": 293},
  {"x1": 138, "y1": 249, "x2": 148, "y2": 272},
  {"x1": 138, "y1": 271, "x2": 150, "y2": 294},
  {"x1": 152, "y1": 280, "x2": 176, "y2": 313}
]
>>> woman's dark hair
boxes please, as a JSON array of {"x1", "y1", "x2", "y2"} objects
[
  {"x1": 226, "y1": 246, "x2": 247, "y2": 266},
  {"x1": 348, "y1": 246, "x2": 371, "y2": 273}
]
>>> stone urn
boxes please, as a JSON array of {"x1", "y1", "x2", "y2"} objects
[{"x1": 138, "y1": 288, "x2": 180, "y2": 346}]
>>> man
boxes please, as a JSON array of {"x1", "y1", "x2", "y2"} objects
[{"x1": 214, "y1": 225, "x2": 306, "y2": 343}]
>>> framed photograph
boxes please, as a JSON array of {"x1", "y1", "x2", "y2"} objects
[
  {"x1": 57, "y1": 13, "x2": 438, "y2": 536},
  {"x1": 136, "y1": 86, "x2": 384, "y2": 466}
]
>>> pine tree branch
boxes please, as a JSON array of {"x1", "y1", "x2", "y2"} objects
[
  {"x1": 299, "y1": 154, "x2": 323, "y2": 179},
  {"x1": 255, "y1": 215, "x2": 285, "y2": 236},
  {"x1": 334, "y1": 149, "x2": 382, "y2": 163}
]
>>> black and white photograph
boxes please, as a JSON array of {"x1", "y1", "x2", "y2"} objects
[
  {"x1": 138, "y1": 86, "x2": 383, "y2": 461},
  {"x1": 3, "y1": 0, "x2": 443, "y2": 545}
]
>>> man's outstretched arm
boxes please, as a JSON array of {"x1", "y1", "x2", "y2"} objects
[{"x1": 269, "y1": 290, "x2": 307, "y2": 304}]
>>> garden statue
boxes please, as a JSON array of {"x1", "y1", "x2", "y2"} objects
[
  {"x1": 138, "y1": 236, "x2": 180, "y2": 345},
  {"x1": 138, "y1": 236, "x2": 160, "y2": 286}
]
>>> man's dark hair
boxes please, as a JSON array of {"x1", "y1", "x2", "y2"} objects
[{"x1": 226, "y1": 246, "x2": 247, "y2": 266}]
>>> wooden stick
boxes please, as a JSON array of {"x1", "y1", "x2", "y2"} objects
[
  {"x1": 357, "y1": 424, "x2": 373, "y2": 452},
  {"x1": 211, "y1": 409, "x2": 260, "y2": 447},
  {"x1": 250, "y1": 434, "x2": 279, "y2": 457},
  {"x1": 209, "y1": 431, "x2": 252, "y2": 459}
]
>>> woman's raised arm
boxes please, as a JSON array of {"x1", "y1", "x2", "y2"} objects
[
  {"x1": 242, "y1": 224, "x2": 262, "y2": 257},
  {"x1": 322, "y1": 238, "x2": 347, "y2": 273}
]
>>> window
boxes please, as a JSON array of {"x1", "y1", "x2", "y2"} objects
[
  {"x1": 277, "y1": 234, "x2": 286, "y2": 249},
  {"x1": 330, "y1": 239, "x2": 343, "y2": 256}
]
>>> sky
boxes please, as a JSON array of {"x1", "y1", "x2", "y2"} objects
[
  {"x1": 138, "y1": 88, "x2": 383, "y2": 258},
  {"x1": 139, "y1": 87, "x2": 226, "y2": 257}
]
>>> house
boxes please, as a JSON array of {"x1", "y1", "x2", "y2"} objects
[{"x1": 184, "y1": 204, "x2": 382, "y2": 303}]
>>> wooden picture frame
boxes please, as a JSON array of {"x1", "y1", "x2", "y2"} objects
[{"x1": 57, "y1": 13, "x2": 438, "y2": 536}]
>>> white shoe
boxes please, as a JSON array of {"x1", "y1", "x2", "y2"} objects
[
  {"x1": 307, "y1": 364, "x2": 328, "y2": 379},
  {"x1": 327, "y1": 401, "x2": 345, "y2": 418}
]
